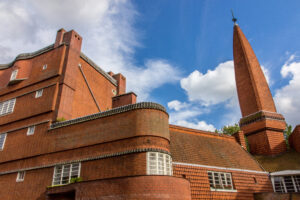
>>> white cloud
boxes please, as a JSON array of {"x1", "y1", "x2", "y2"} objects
[
  {"x1": 261, "y1": 65, "x2": 271, "y2": 85},
  {"x1": 168, "y1": 100, "x2": 188, "y2": 111},
  {"x1": 175, "y1": 120, "x2": 216, "y2": 132},
  {"x1": 167, "y1": 99, "x2": 215, "y2": 131},
  {"x1": 180, "y1": 61, "x2": 236, "y2": 106},
  {"x1": 126, "y1": 59, "x2": 181, "y2": 101},
  {"x1": 274, "y1": 55, "x2": 300, "y2": 127},
  {"x1": 0, "y1": 0, "x2": 179, "y2": 101}
]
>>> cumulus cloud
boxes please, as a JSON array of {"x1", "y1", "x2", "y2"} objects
[
  {"x1": 168, "y1": 100, "x2": 188, "y2": 111},
  {"x1": 167, "y1": 99, "x2": 215, "y2": 131},
  {"x1": 180, "y1": 61, "x2": 236, "y2": 106},
  {"x1": 274, "y1": 55, "x2": 300, "y2": 127},
  {"x1": 175, "y1": 120, "x2": 216, "y2": 132},
  {"x1": 0, "y1": 0, "x2": 179, "y2": 101}
]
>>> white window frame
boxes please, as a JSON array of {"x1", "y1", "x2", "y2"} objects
[
  {"x1": 0, "y1": 133, "x2": 7, "y2": 151},
  {"x1": 27, "y1": 126, "x2": 35, "y2": 136},
  {"x1": 10, "y1": 69, "x2": 18, "y2": 81},
  {"x1": 52, "y1": 163, "x2": 81, "y2": 186},
  {"x1": 146, "y1": 152, "x2": 172, "y2": 176},
  {"x1": 16, "y1": 171, "x2": 25, "y2": 182},
  {"x1": 272, "y1": 175, "x2": 300, "y2": 193},
  {"x1": 0, "y1": 98, "x2": 16, "y2": 116},
  {"x1": 42, "y1": 64, "x2": 47, "y2": 70},
  {"x1": 35, "y1": 89, "x2": 43, "y2": 98},
  {"x1": 207, "y1": 171, "x2": 237, "y2": 192}
]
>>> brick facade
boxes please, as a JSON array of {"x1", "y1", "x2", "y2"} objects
[
  {"x1": 173, "y1": 164, "x2": 272, "y2": 200},
  {"x1": 233, "y1": 24, "x2": 287, "y2": 155},
  {"x1": 0, "y1": 26, "x2": 295, "y2": 199},
  {"x1": 289, "y1": 125, "x2": 300, "y2": 152}
]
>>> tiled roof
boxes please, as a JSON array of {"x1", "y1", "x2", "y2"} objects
[
  {"x1": 169, "y1": 125, "x2": 264, "y2": 171},
  {"x1": 254, "y1": 150, "x2": 300, "y2": 172}
]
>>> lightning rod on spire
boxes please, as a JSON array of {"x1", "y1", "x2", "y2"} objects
[{"x1": 231, "y1": 9, "x2": 237, "y2": 25}]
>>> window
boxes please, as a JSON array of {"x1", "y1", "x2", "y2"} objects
[
  {"x1": 16, "y1": 171, "x2": 25, "y2": 182},
  {"x1": 273, "y1": 175, "x2": 300, "y2": 193},
  {"x1": 27, "y1": 126, "x2": 35, "y2": 136},
  {"x1": 42, "y1": 64, "x2": 47, "y2": 70},
  {"x1": 52, "y1": 163, "x2": 81, "y2": 185},
  {"x1": 146, "y1": 152, "x2": 172, "y2": 175},
  {"x1": 10, "y1": 70, "x2": 18, "y2": 81},
  {"x1": 0, "y1": 133, "x2": 7, "y2": 150},
  {"x1": 208, "y1": 171, "x2": 235, "y2": 191},
  {"x1": 35, "y1": 89, "x2": 43, "y2": 98},
  {"x1": 0, "y1": 98, "x2": 16, "y2": 116}
]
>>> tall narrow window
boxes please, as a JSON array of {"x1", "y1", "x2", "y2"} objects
[
  {"x1": 27, "y1": 126, "x2": 35, "y2": 136},
  {"x1": 52, "y1": 163, "x2": 81, "y2": 185},
  {"x1": 146, "y1": 152, "x2": 172, "y2": 175},
  {"x1": 42, "y1": 64, "x2": 47, "y2": 70},
  {"x1": 10, "y1": 70, "x2": 18, "y2": 81},
  {"x1": 16, "y1": 171, "x2": 25, "y2": 182},
  {"x1": 0, "y1": 133, "x2": 7, "y2": 150},
  {"x1": 0, "y1": 99, "x2": 16, "y2": 116},
  {"x1": 35, "y1": 89, "x2": 43, "y2": 98}
]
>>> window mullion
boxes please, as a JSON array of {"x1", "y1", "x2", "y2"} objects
[
  {"x1": 282, "y1": 177, "x2": 287, "y2": 193},
  {"x1": 69, "y1": 164, "x2": 72, "y2": 183},
  {"x1": 60, "y1": 165, "x2": 64, "y2": 185},
  {"x1": 292, "y1": 176, "x2": 297, "y2": 192}
]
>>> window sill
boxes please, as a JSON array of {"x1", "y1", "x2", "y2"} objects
[
  {"x1": 8, "y1": 78, "x2": 27, "y2": 86},
  {"x1": 210, "y1": 188, "x2": 237, "y2": 192}
]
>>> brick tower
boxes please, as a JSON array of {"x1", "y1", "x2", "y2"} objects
[{"x1": 233, "y1": 23, "x2": 287, "y2": 155}]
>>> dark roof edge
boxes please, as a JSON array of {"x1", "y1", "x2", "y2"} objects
[
  {"x1": 80, "y1": 52, "x2": 117, "y2": 86},
  {"x1": 50, "y1": 102, "x2": 167, "y2": 129},
  {"x1": 0, "y1": 45, "x2": 118, "y2": 87},
  {"x1": 0, "y1": 44, "x2": 55, "y2": 69}
]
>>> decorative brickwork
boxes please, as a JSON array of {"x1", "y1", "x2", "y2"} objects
[{"x1": 233, "y1": 24, "x2": 287, "y2": 155}]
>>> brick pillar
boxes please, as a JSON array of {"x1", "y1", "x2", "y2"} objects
[
  {"x1": 289, "y1": 125, "x2": 300, "y2": 152},
  {"x1": 112, "y1": 73, "x2": 126, "y2": 95},
  {"x1": 54, "y1": 28, "x2": 66, "y2": 48},
  {"x1": 54, "y1": 29, "x2": 82, "y2": 121},
  {"x1": 233, "y1": 131, "x2": 247, "y2": 150}
]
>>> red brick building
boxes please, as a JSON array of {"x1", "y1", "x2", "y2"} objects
[{"x1": 0, "y1": 23, "x2": 299, "y2": 200}]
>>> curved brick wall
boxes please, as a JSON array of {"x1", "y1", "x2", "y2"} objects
[{"x1": 47, "y1": 176, "x2": 191, "y2": 200}]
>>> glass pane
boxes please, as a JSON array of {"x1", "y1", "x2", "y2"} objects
[
  {"x1": 284, "y1": 176, "x2": 295, "y2": 192},
  {"x1": 274, "y1": 177, "x2": 285, "y2": 193}
]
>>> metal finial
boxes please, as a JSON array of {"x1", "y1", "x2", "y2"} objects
[{"x1": 231, "y1": 9, "x2": 237, "y2": 24}]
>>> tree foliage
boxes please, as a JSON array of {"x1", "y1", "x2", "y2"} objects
[
  {"x1": 221, "y1": 123, "x2": 240, "y2": 135},
  {"x1": 283, "y1": 124, "x2": 292, "y2": 149}
]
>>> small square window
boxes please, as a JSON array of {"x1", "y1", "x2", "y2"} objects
[
  {"x1": 10, "y1": 70, "x2": 18, "y2": 81},
  {"x1": 27, "y1": 126, "x2": 35, "y2": 136},
  {"x1": 35, "y1": 89, "x2": 43, "y2": 98},
  {"x1": 42, "y1": 64, "x2": 47, "y2": 70},
  {"x1": 16, "y1": 171, "x2": 25, "y2": 182}
]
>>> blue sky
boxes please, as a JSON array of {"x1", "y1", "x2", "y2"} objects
[{"x1": 1, "y1": 0, "x2": 300, "y2": 131}]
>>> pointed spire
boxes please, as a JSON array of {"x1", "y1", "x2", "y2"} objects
[{"x1": 233, "y1": 25, "x2": 277, "y2": 117}]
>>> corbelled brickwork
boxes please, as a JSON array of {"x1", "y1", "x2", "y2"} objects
[{"x1": 233, "y1": 24, "x2": 287, "y2": 155}]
